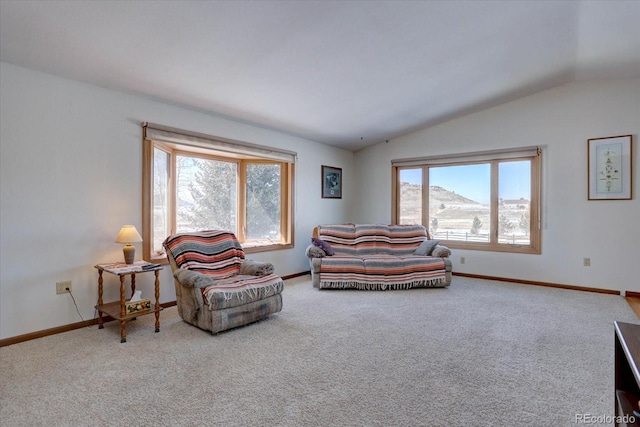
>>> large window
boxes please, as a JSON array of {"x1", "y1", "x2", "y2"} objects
[
  {"x1": 392, "y1": 147, "x2": 541, "y2": 254},
  {"x1": 143, "y1": 123, "x2": 295, "y2": 262}
]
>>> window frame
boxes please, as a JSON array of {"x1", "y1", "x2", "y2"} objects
[
  {"x1": 392, "y1": 148, "x2": 541, "y2": 254},
  {"x1": 142, "y1": 131, "x2": 295, "y2": 264}
]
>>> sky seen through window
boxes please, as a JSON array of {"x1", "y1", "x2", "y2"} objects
[{"x1": 401, "y1": 161, "x2": 530, "y2": 205}]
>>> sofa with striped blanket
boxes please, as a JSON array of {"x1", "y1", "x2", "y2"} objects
[
  {"x1": 163, "y1": 230, "x2": 283, "y2": 334},
  {"x1": 306, "y1": 224, "x2": 452, "y2": 290}
]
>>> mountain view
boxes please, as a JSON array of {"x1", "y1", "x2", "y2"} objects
[{"x1": 399, "y1": 182, "x2": 531, "y2": 244}]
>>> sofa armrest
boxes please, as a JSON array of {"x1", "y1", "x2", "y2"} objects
[
  {"x1": 239, "y1": 259, "x2": 274, "y2": 276},
  {"x1": 305, "y1": 244, "x2": 326, "y2": 259},
  {"x1": 432, "y1": 245, "x2": 451, "y2": 258},
  {"x1": 173, "y1": 269, "x2": 215, "y2": 288}
]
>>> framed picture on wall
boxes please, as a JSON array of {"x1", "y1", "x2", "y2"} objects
[
  {"x1": 322, "y1": 165, "x2": 342, "y2": 199},
  {"x1": 588, "y1": 135, "x2": 632, "y2": 200}
]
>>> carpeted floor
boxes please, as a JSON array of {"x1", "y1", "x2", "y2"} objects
[{"x1": 1, "y1": 275, "x2": 637, "y2": 427}]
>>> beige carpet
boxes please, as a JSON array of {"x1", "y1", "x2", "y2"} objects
[{"x1": 1, "y1": 275, "x2": 637, "y2": 427}]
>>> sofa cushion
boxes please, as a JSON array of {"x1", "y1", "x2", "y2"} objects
[
  {"x1": 318, "y1": 224, "x2": 429, "y2": 257},
  {"x1": 311, "y1": 237, "x2": 334, "y2": 255},
  {"x1": 319, "y1": 254, "x2": 447, "y2": 290},
  {"x1": 317, "y1": 224, "x2": 359, "y2": 256},
  {"x1": 239, "y1": 259, "x2": 274, "y2": 276},
  {"x1": 353, "y1": 224, "x2": 392, "y2": 255},
  {"x1": 413, "y1": 239, "x2": 440, "y2": 256},
  {"x1": 387, "y1": 224, "x2": 429, "y2": 255},
  {"x1": 362, "y1": 255, "x2": 445, "y2": 279},
  {"x1": 306, "y1": 245, "x2": 327, "y2": 258},
  {"x1": 432, "y1": 246, "x2": 452, "y2": 258},
  {"x1": 173, "y1": 269, "x2": 215, "y2": 288}
]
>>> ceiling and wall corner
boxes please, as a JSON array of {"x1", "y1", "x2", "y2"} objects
[{"x1": 1, "y1": 1, "x2": 638, "y2": 151}]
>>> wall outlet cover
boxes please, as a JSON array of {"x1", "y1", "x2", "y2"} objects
[{"x1": 56, "y1": 281, "x2": 72, "y2": 294}]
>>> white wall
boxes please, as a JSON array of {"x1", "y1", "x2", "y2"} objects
[
  {"x1": 354, "y1": 78, "x2": 640, "y2": 293},
  {"x1": 0, "y1": 62, "x2": 354, "y2": 339}
]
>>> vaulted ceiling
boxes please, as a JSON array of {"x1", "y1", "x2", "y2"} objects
[{"x1": 1, "y1": 1, "x2": 638, "y2": 151}]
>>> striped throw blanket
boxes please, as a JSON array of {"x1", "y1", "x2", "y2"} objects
[
  {"x1": 164, "y1": 230, "x2": 245, "y2": 278},
  {"x1": 317, "y1": 224, "x2": 447, "y2": 290}
]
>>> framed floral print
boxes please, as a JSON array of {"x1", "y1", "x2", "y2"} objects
[{"x1": 588, "y1": 135, "x2": 632, "y2": 200}]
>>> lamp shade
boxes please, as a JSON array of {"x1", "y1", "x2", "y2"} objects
[{"x1": 115, "y1": 225, "x2": 143, "y2": 244}]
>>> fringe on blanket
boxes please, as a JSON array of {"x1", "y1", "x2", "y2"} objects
[
  {"x1": 319, "y1": 277, "x2": 448, "y2": 291},
  {"x1": 210, "y1": 281, "x2": 284, "y2": 308}
]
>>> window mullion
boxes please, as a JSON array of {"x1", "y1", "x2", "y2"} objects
[
  {"x1": 391, "y1": 167, "x2": 398, "y2": 223},
  {"x1": 279, "y1": 163, "x2": 288, "y2": 241},
  {"x1": 490, "y1": 161, "x2": 499, "y2": 244},
  {"x1": 422, "y1": 166, "x2": 429, "y2": 231},
  {"x1": 238, "y1": 160, "x2": 247, "y2": 242},
  {"x1": 142, "y1": 139, "x2": 153, "y2": 261},
  {"x1": 531, "y1": 155, "x2": 541, "y2": 251},
  {"x1": 169, "y1": 148, "x2": 177, "y2": 237}
]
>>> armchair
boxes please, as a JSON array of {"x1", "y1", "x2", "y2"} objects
[{"x1": 163, "y1": 230, "x2": 284, "y2": 334}]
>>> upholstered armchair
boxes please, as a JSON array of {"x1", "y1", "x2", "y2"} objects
[{"x1": 163, "y1": 230, "x2": 284, "y2": 334}]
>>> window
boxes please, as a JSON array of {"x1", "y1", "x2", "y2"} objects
[
  {"x1": 392, "y1": 147, "x2": 541, "y2": 254},
  {"x1": 143, "y1": 123, "x2": 295, "y2": 262}
]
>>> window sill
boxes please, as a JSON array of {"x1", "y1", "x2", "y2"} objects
[
  {"x1": 441, "y1": 241, "x2": 541, "y2": 254},
  {"x1": 244, "y1": 242, "x2": 294, "y2": 254},
  {"x1": 148, "y1": 253, "x2": 169, "y2": 265}
]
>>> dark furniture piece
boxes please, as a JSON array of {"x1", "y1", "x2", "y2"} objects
[{"x1": 615, "y1": 321, "x2": 640, "y2": 426}]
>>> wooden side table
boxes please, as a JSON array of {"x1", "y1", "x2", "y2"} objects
[{"x1": 95, "y1": 261, "x2": 163, "y2": 343}]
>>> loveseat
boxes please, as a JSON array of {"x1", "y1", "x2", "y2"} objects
[
  {"x1": 305, "y1": 224, "x2": 451, "y2": 290},
  {"x1": 163, "y1": 230, "x2": 284, "y2": 334}
]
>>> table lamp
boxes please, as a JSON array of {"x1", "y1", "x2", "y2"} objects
[{"x1": 115, "y1": 225, "x2": 143, "y2": 264}]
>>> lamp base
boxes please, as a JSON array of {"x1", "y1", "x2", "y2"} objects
[{"x1": 123, "y1": 244, "x2": 135, "y2": 264}]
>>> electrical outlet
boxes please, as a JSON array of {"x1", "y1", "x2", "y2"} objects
[
  {"x1": 56, "y1": 281, "x2": 72, "y2": 294},
  {"x1": 460, "y1": 256, "x2": 466, "y2": 264},
  {"x1": 583, "y1": 258, "x2": 591, "y2": 267}
]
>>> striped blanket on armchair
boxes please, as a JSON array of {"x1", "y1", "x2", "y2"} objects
[{"x1": 306, "y1": 224, "x2": 452, "y2": 290}]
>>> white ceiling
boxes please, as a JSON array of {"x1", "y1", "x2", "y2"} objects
[{"x1": 1, "y1": 1, "x2": 638, "y2": 151}]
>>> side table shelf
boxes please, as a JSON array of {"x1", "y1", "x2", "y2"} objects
[
  {"x1": 97, "y1": 301, "x2": 163, "y2": 323},
  {"x1": 95, "y1": 261, "x2": 163, "y2": 343}
]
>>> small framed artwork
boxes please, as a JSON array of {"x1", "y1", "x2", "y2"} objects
[
  {"x1": 588, "y1": 135, "x2": 632, "y2": 200},
  {"x1": 322, "y1": 165, "x2": 342, "y2": 199}
]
